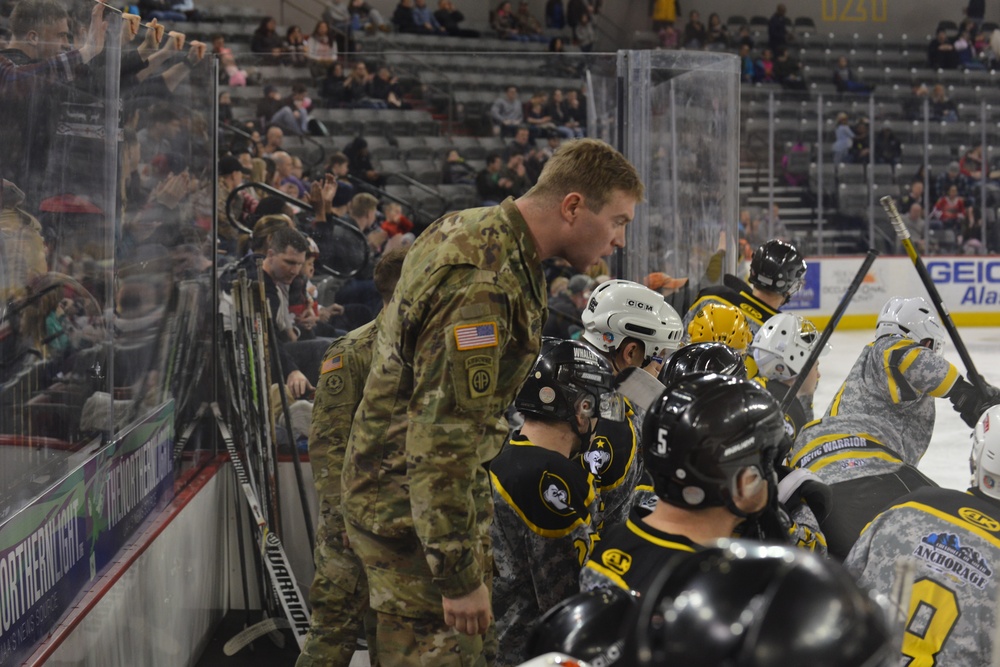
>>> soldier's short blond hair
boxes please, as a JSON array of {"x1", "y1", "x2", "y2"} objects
[{"x1": 527, "y1": 139, "x2": 644, "y2": 211}]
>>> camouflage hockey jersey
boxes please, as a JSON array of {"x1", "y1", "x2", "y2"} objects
[
  {"x1": 845, "y1": 486, "x2": 1000, "y2": 666},
  {"x1": 790, "y1": 335, "x2": 959, "y2": 485},
  {"x1": 341, "y1": 198, "x2": 547, "y2": 599},
  {"x1": 580, "y1": 398, "x2": 643, "y2": 530},
  {"x1": 309, "y1": 318, "x2": 378, "y2": 540},
  {"x1": 490, "y1": 434, "x2": 599, "y2": 667},
  {"x1": 683, "y1": 274, "x2": 781, "y2": 338},
  {"x1": 580, "y1": 506, "x2": 697, "y2": 595}
]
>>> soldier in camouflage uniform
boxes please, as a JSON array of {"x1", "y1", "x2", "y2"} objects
[
  {"x1": 845, "y1": 405, "x2": 1000, "y2": 666},
  {"x1": 581, "y1": 374, "x2": 785, "y2": 596},
  {"x1": 296, "y1": 248, "x2": 409, "y2": 667},
  {"x1": 577, "y1": 280, "x2": 684, "y2": 530},
  {"x1": 683, "y1": 239, "x2": 806, "y2": 338},
  {"x1": 490, "y1": 338, "x2": 618, "y2": 666},
  {"x1": 340, "y1": 139, "x2": 644, "y2": 666},
  {"x1": 791, "y1": 296, "x2": 1000, "y2": 559}
]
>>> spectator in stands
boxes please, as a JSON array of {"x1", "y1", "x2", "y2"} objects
[
  {"x1": 221, "y1": 54, "x2": 248, "y2": 86},
  {"x1": 774, "y1": 47, "x2": 806, "y2": 89},
  {"x1": 515, "y1": 1, "x2": 545, "y2": 37},
  {"x1": 567, "y1": 0, "x2": 594, "y2": 43},
  {"x1": 935, "y1": 161, "x2": 971, "y2": 202},
  {"x1": 905, "y1": 202, "x2": 929, "y2": 252},
  {"x1": 525, "y1": 92, "x2": 560, "y2": 139},
  {"x1": 543, "y1": 273, "x2": 593, "y2": 339},
  {"x1": 548, "y1": 89, "x2": 584, "y2": 138},
  {"x1": 273, "y1": 151, "x2": 307, "y2": 198},
  {"x1": 874, "y1": 126, "x2": 901, "y2": 164},
  {"x1": 211, "y1": 34, "x2": 231, "y2": 56},
  {"x1": 435, "y1": 0, "x2": 479, "y2": 37},
  {"x1": 682, "y1": 10, "x2": 706, "y2": 49},
  {"x1": 392, "y1": 0, "x2": 421, "y2": 33},
  {"x1": 929, "y1": 83, "x2": 958, "y2": 122},
  {"x1": 251, "y1": 16, "x2": 284, "y2": 55},
  {"x1": 768, "y1": 3, "x2": 791, "y2": 54},
  {"x1": 960, "y1": 209, "x2": 984, "y2": 253},
  {"x1": 306, "y1": 21, "x2": 338, "y2": 79},
  {"x1": 337, "y1": 193, "x2": 385, "y2": 314},
  {"x1": 932, "y1": 184, "x2": 968, "y2": 229},
  {"x1": 321, "y1": 62, "x2": 349, "y2": 107},
  {"x1": 381, "y1": 201, "x2": 414, "y2": 237},
  {"x1": 475, "y1": 152, "x2": 514, "y2": 204},
  {"x1": 928, "y1": 29, "x2": 960, "y2": 69},
  {"x1": 960, "y1": 145, "x2": 1000, "y2": 183},
  {"x1": 849, "y1": 118, "x2": 871, "y2": 163},
  {"x1": 271, "y1": 84, "x2": 312, "y2": 136},
  {"x1": 344, "y1": 137, "x2": 386, "y2": 189},
  {"x1": 546, "y1": 0, "x2": 566, "y2": 29},
  {"x1": 323, "y1": 0, "x2": 351, "y2": 35},
  {"x1": 832, "y1": 112, "x2": 854, "y2": 164},
  {"x1": 903, "y1": 83, "x2": 929, "y2": 121},
  {"x1": 260, "y1": 125, "x2": 284, "y2": 157},
  {"x1": 491, "y1": 85, "x2": 524, "y2": 137},
  {"x1": 754, "y1": 48, "x2": 776, "y2": 83},
  {"x1": 955, "y1": 27, "x2": 987, "y2": 69},
  {"x1": 218, "y1": 156, "x2": 253, "y2": 253},
  {"x1": 343, "y1": 61, "x2": 386, "y2": 109},
  {"x1": 899, "y1": 180, "x2": 925, "y2": 211},
  {"x1": 739, "y1": 44, "x2": 755, "y2": 83},
  {"x1": 705, "y1": 13, "x2": 729, "y2": 50},
  {"x1": 832, "y1": 55, "x2": 874, "y2": 93},
  {"x1": 575, "y1": 11, "x2": 595, "y2": 51},
  {"x1": 441, "y1": 149, "x2": 476, "y2": 185},
  {"x1": 284, "y1": 26, "x2": 308, "y2": 67},
  {"x1": 325, "y1": 151, "x2": 356, "y2": 204},
  {"x1": 371, "y1": 65, "x2": 409, "y2": 109},
  {"x1": 412, "y1": 0, "x2": 447, "y2": 34},
  {"x1": 500, "y1": 152, "x2": 531, "y2": 197},
  {"x1": 505, "y1": 126, "x2": 537, "y2": 160},
  {"x1": 257, "y1": 86, "x2": 284, "y2": 129},
  {"x1": 658, "y1": 21, "x2": 679, "y2": 49},
  {"x1": 564, "y1": 88, "x2": 587, "y2": 134},
  {"x1": 349, "y1": 0, "x2": 391, "y2": 33}
]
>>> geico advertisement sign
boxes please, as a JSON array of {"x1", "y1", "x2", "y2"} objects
[{"x1": 927, "y1": 259, "x2": 1000, "y2": 306}]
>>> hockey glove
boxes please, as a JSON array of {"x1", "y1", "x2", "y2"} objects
[
  {"x1": 948, "y1": 376, "x2": 1000, "y2": 428},
  {"x1": 777, "y1": 466, "x2": 833, "y2": 523}
]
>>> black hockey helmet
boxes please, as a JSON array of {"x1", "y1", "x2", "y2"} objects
[
  {"x1": 641, "y1": 374, "x2": 786, "y2": 509},
  {"x1": 516, "y1": 337, "x2": 621, "y2": 423},
  {"x1": 630, "y1": 541, "x2": 895, "y2": 667},
  {"x1": 527, "y1": 587, "x2": 634, "y2": 665},
  {"x1": 749, "y1": 239, "x2": 807, "y2": 298},
  {"x1": 659, "y1": 342, "x2": 747, "y2": 385}
]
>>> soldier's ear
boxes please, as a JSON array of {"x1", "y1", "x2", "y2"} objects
[{"x1": 560, "y1": 192, "x2": 584, "y2": 223}]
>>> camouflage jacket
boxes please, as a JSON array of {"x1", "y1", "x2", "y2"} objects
[
  {"x1": 845, "y1": 486, "x2": 1000, "y2": 665},
  {"x1": 341, "y1": 198, "x2": 546, "y2": 598},
  {"x1": 309, "y1": 317, "x2": 378, "y2": 539},
  {"x1": 490, "y1": 433, "x2": 599, "y2": 667},
  {"x1": 790, "y1": 335, "x2": 958, "y2": 484}
]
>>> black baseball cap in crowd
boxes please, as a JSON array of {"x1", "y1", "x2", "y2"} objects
[{"x1": 219, "y1": 155, "x2": 250, "y2": 176}]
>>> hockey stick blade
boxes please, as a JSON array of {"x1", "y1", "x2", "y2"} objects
[
  {"x1": 879, "y1": 196, "x2": 910, "y2": 240},
  {"x1": 223, "y1": 617, "x2": 291, "y2": 656}
]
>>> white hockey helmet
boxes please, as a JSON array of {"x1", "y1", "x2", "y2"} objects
[
  {"x1": 971, "y1": 406, "x2": 1000, "y2": 500},
  {"x1": 581, "y1": 279, "x2": 684, "y2": 360},
  {"x1": 875, "y1": 296, "x2": 947, "y2": 353},
  {"x1": 751, "y1": 313, "x2": 829, "y2": 381}
]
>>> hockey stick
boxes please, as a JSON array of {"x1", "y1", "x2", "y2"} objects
[
  {"x1": 213, "y1": 402, "x2": 312, "y2": 650},
  {"x1": 223, "y1": 617, "x2": 292, "y2": 656},
  {"x1": 779, "y1": 249, "x2": 879, "y2": 414},
  {"x1": 880, "y1": 196, "x2": 989, "y2": 398}
]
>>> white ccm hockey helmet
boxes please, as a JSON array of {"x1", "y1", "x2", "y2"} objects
[
  {"x1": 751, "y1": 313, "x2": 829, "y2": 381},
  {"x1": 581, "y1": 279, "x2": 684, "y2": 360},
  {"x1": 971, "y1": 406, "x2": 1000, "y2": 500},
  {"x1": 875, "y1": 296, "x2": 947, "y2": 353}
]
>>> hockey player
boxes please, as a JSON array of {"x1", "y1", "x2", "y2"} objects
[
  {"x1": 297, "y1": 248, "x2": 408, "y2": 667},
  {"x1": 659, "y1": 341, "x2": 748, "y2": 384},
  {"x1": 790, "y1": 296, "x2": 1000, "y2": 559},
  {"x1": 628, "y1": 542, "x2": 895, "y2": 667},
  {"x1": 685, "y1": 303, "x2": 753, "y2": 353},
  {"x1": 580, "y1": 374, "x2": 786, "y2": 596},
  {"x1": 579, "y1": 279, "x2": 684, "y2": 528},
  {"x1": 490, "y1": 338, "x2": 621, "y2": 667},
  {"x1": 845, "y1": 405, "x2": 1000, "y2": 666},
  {"x1": 683, "y1": 239, "x2": 807, "y2": 337}
]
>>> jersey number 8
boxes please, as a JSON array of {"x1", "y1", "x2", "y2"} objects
[{"x1": 901, "y1": 578, "x2": 959, "y2": 667}]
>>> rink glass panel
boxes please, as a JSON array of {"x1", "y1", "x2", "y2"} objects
[{"x1": 0, "y1": 10, "x2": 217, "y2": 521}]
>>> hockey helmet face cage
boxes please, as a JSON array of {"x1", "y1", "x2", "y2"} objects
[
  {"x1": 686, "y1": 304, "x2": 753, "y2": 353},
  {"x1": 515, "y1": 337, "x2": 624, "y2": 424},
  {"x1": 641, "y1": 374, "x2": 786, "y2": 510},
  {"x1": 630, "y1": 541, "x2": 896, "y2": 667},
  {"x1": 971, "y1": 406, "x2": 1000, "y2": 500},
  {"x1": 581, "y1": 279, "x2": 684, "y2": 361},
  {"x1": 527, "y1": 587, "x2": 634, "y2": 664},
  {"x1": 749, "y1": 239, "x2": 807, "y2": 298},
  {"x1": 875, "y1": 296, "x2": 947, "y2": 353},
  {"x1": 750, "y1": 313, "x2": 830, "y2": 381},
  {"x1": 659, "y1": 342, "x2": 747, "y2": 386}
]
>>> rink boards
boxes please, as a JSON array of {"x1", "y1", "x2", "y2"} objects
[{"x1": 785, "y1": 255, "x2": 1000, "y2": 329}]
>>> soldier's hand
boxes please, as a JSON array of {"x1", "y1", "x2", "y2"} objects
[{"x1": 442, "y1": 583, "x2": 491, "y2": 636}]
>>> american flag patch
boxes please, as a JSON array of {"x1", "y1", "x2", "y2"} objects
[
  {"x1": 454, "y1": 323, "x2": 498, "y2": 350},
  {"x1": 321, "y1": 355, "x2": 343, "y2": 375}
]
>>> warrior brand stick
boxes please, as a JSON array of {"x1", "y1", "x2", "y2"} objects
[
  {"x1": 779, "y1": 249, "x2": 879, "y2": 414},
  {"x1": 881, "y1": 195, "x2": 989, "y2": 399},
  {"x1": 213, "y1": 403, "x2": 311, "y2": 650}
]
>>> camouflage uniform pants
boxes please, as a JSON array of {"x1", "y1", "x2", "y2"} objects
[
  {"x1": 295, "y1": 518, "x2": 378, "y2": 667},
  {"x1": 345, "y1": 522, "x2": 497, "y2": 667}
]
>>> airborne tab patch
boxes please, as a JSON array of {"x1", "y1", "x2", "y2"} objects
[
  {"x1": 321, "y1": 355, "x2": 343, "y2": 375},
  {"x1": 454, "y1": 322, "x2": 498, "y2": 350}
]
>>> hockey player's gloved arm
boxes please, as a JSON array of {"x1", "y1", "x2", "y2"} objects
[
  {"x1": 947, "y1": 376, "x2": 1000, "y2": 428},
  {"x1": 777, "y1": 466, "x2": 833, "y2": 523}
]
